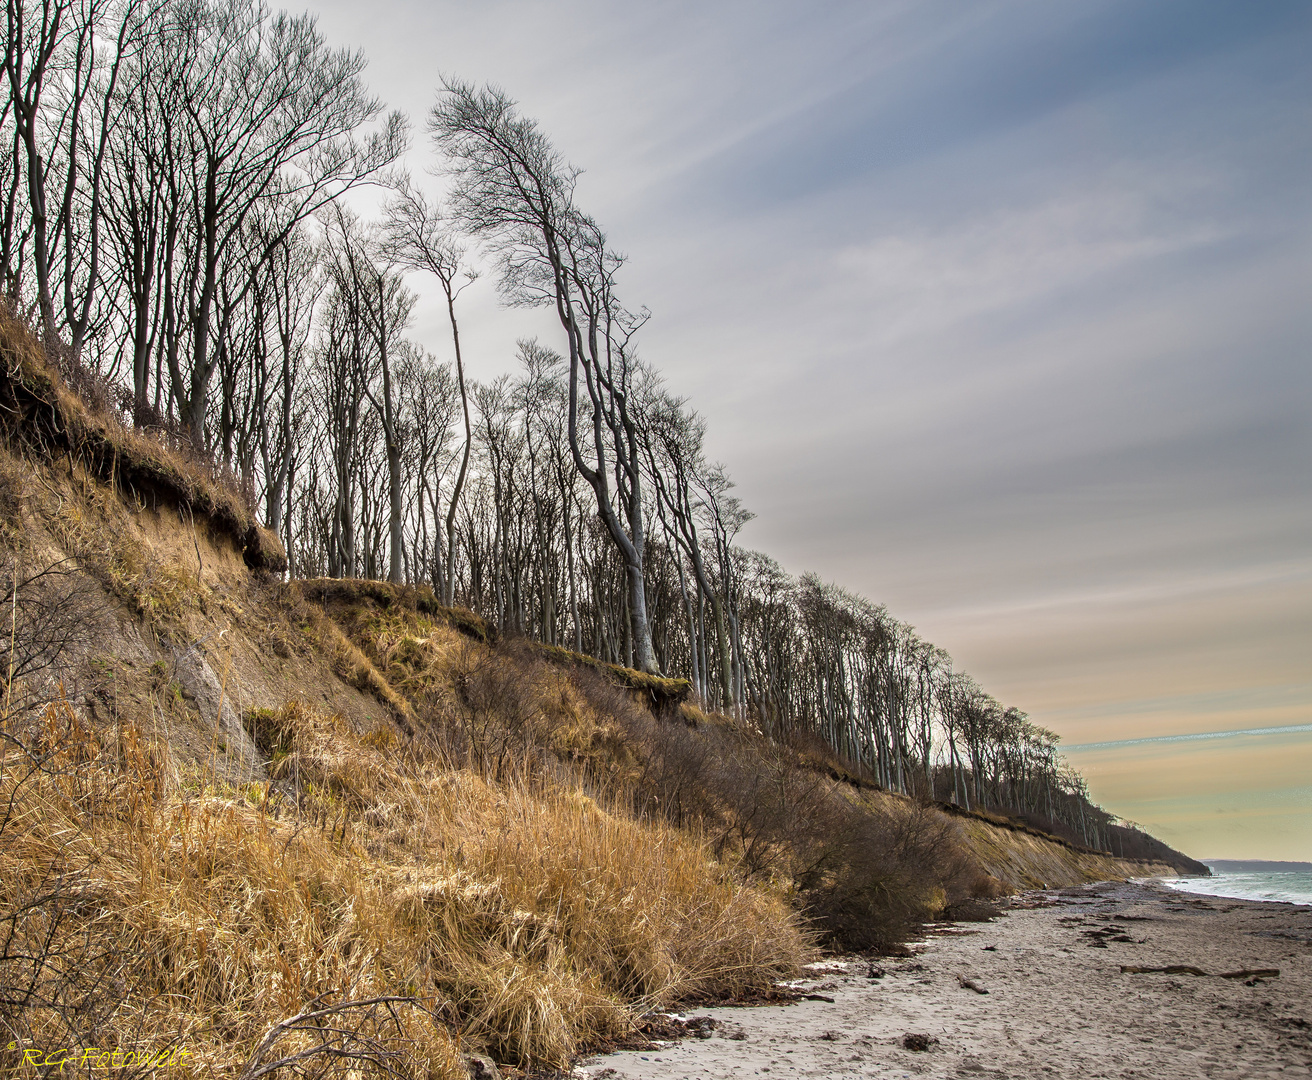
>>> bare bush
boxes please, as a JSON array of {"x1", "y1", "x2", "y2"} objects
[
  {"x1": 794, "y1": 798, "x2": 978, "y2": 950},
  {"x1": 0, "y1": 558, "x2": 104, "y2": 721},
  {"x1": 567, "y1": 670, "x2": 981, "y2": 952},
  {"x1": 449, "y1": 640, "x2": 547, "y2": 780},
  {"x1": 236, "y1": 994, "x2": 445, "y2": 1080}
]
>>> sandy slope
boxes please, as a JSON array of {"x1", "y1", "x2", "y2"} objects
[{"x1": 577, "y1": 882, "x2": 1312, "y2": 1080}]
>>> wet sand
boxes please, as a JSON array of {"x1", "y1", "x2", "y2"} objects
[{"x1": 578, "y1": 882, "x2": 1312, "y2": 1079}]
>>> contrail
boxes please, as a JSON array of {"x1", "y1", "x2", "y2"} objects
[{"x1": 1063, "y1": 723, "x2": 1312, "y2": 752}]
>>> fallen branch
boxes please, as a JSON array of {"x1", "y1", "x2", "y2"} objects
[{"x1": 236, "y1": 993, "x2": 444, "y2": 1080}]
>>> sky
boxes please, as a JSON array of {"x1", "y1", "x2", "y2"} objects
[{"x1": 305, "y1": 0, "x2": 1311, "y2": 861}]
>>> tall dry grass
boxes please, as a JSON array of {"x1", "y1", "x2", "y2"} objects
[
  {"x1": 328, "y1": 596, "x2": 994, "y2": 952},
  {"x1": 0, "y1": 695, "x2": 808, "y2": 1078},
  {"x1": 329, "y1": 605, "x2": 641, "y2": 783}
]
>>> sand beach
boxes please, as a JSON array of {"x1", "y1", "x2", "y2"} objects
[{"x1": 578, "y1": 882, "x2": 1312, "y2": 1079}]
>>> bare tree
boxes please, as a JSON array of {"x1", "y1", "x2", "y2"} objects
[
  {"x1": 3, "y1": 0, "x2": 145, "y2": 355},
  {"x1": 144, "y1": 0, "x2": 405, "y2": 443},
  {"x1": 394, "y1": 346, "x2": 459, "y2": 591},
  {"x1": 430, "y1": 78, "x2": 661, "y2": 673},
  {"x1": 379, "y1": 179, "x2": 476, "y2": 604},
  {"x1": 322, "y1": 209, "x2": 414, "y2": 583},
  {"x1": 250, "y1": 218, "x2": 320, "y2": 544},
  {"x1": 638, "y1": 390, "x2": 741, "y2": 707}
]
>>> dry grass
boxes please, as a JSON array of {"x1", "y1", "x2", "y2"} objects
[
  {"x1": 324, "y1": 600, "x2": 990, "y2": 953},
  {"x1": 37, "y1": 469, "x2": 210, "y2": 622},
  {"x1": 295, "y1": 605, "x2": 418, "y2": 732},
  {"x1": 0, "y1": 695, "x2": 808, "y2": 1077},
  {"x1": 316, "y1": 599, "x2": 995, "y2": 952},
  {"x1": 559, "y1": 672, "x2": 994, "y2": 950},
  {"x1": 0, "y1": 444, "x2": 26, "y2": 538},
  {"x1": 329, "y1": 605, "x2": 640, "y2": 782},
  {"x1": 532, "y1": 642, "x2": 691, "y2": 711},
  {"x1": 299, "y1": 578, "x2": 496, "y2": 645},
  {"x1": 304, "y1": 579, "x2": 690, "y2": 711}
]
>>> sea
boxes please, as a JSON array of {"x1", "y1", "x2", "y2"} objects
[{"x1": 1159, "y1": 861, "x2": 1312, "y2": 907}]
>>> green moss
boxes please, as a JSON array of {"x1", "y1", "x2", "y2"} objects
[
  {"x1": 89, "y1": 657, "x2": 115, "y2": 678},
  {"x1": 299, "y1": 577, "x2": 496, "y2": 644},
  {"x1": 533, "y1": 642, "x2": 690, "y2": 711}
]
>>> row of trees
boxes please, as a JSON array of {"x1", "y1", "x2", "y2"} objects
[{"x1": 3, "y1": 0, "x2": 1120, "y2": 847}]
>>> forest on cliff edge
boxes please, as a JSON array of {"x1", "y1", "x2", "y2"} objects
[{"x1": 1, "y1": 0, "x2": 1155, "y2": 852}]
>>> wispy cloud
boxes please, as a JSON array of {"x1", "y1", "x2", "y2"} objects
[
  {"x1": 1065, "y1": 724, "x2": 1312, "y2": 752},
  {"x1": 307, "y1": 0, "x2": 1312, "y2": 858}
]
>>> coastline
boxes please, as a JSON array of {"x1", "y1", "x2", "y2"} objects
[
  {"x1": 1160, "y1": 873, "x2": 1312, "y2": 908},
  {"x1": 577, "y1": 882, "x2": 1312, "y2": 1079}
]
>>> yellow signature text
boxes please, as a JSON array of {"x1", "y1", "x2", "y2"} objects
[{"x1": 6, "y1": 1044, "x2": 192, "y2": 1069}]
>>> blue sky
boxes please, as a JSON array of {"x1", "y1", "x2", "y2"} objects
[{"x1": 309, "y1": 0, "x2": 1312, "y2": 858}]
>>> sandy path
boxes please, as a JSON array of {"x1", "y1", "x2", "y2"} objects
[{"x1": 577, "y1": 882, "x2": 1312, "y2": 1079}]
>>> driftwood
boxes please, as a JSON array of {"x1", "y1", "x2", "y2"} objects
[{"x1": 1120, "y1": 965, "x2": 1280, "y2": 979}]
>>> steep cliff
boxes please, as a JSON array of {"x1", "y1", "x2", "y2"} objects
[{"x1": 0, "y1": 318, "x2": 1195, "y2": 1077}]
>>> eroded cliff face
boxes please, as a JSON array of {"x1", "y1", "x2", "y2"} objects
[
  {"x1": 0, "y1": 306, "x2": 1189, "y2": 913},
  {"x1": 837, "y1": 787, "x2": 1180, "y2": 897},
  {"x1": 1, "y1": 409, "x2": 1194, "y2": 1080},
  {"x1": 955, "y1": 816, "x2": 1178, "y2": 890},
  {"x1": 2, "y1": 438, "x2": 400, "y2": 788}
]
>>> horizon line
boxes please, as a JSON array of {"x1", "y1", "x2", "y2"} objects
[{"x1": 1063, "y1": 722, "x2": 1312, "y2": 752}]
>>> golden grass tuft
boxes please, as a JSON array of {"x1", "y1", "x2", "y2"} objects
[
  {"x1": 532, "y1": 641, "x2": 691, "y2": 711},
  {"x1": 296, "y1": 606, "x2": 417, "y2": 730},
  {"x1": 32, "y1": 460, "x2": 210, "y2": 621},
  {"x1": 331, "y1": 606, "x2": 645, "y2": 784},
  {"x1": 0, "y1": 694, "x2": 809, "y2": 1076},
  {"x1": 299, "y1": 577, "x2": 496, "y2": 645}
]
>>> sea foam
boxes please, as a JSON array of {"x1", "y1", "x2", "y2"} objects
[{"x1": 1161, "y1": 869, "x2": 1312, "y2": 907}]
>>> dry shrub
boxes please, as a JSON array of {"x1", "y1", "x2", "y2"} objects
[
  {"x1": 791, "y1": 796, "x2": 981, "y2": 949},
  {"x1": 1, "y1": 703, "x2": 120, "y2": 1044},
  {"x1": 565, "y1": 670, "x2": 981, "y2": 952},
  {"x1": 445, "y1": 643, "x2": 547, "y2": 779},
  {"x1": 0, "y1": 555, "x2": 106, "y2": 721},
  {"x1": 1, "y1": 695, "x2": 806, "y2": 1075},
  {"x1": 781, "y1": 725, "x2": 881, "y2": 789},
  {"x1": 439, "y1": 638, "x2": 637, "y2": 781}
]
